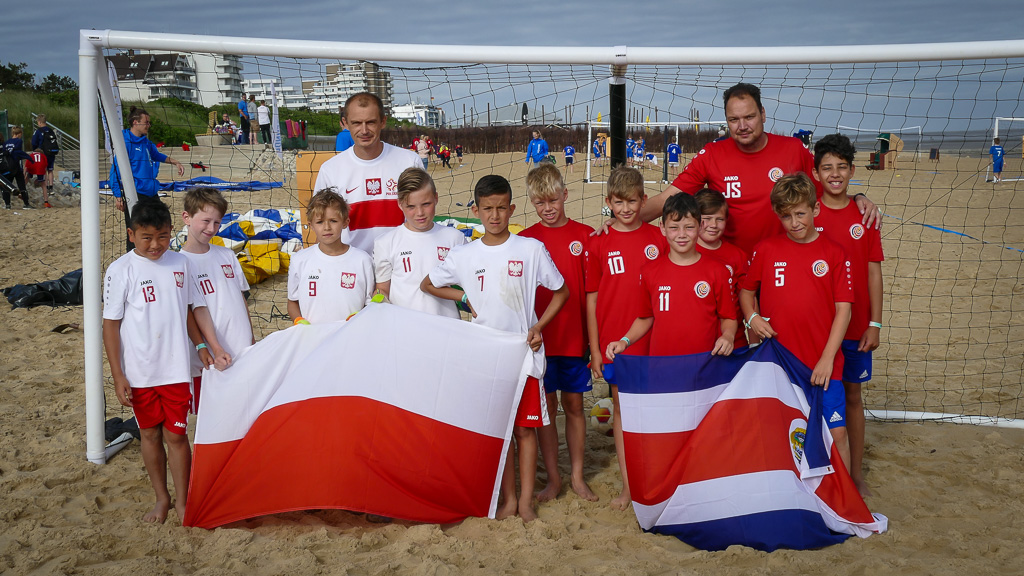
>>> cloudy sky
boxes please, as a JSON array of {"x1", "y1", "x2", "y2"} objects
[{"x1": 5, "y1": 0, "x2": 1024, "y2": 80}]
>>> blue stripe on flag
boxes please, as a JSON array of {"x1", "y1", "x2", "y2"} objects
[{"x1": 649, "y1": 508, "x2": 850, "y2": 552}]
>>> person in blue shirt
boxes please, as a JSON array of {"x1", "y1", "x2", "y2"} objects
[
  {"x1": 335, "y1": 106, "x2": 355, "y2": 152},
  {"x1": 525, "y1": 130, "x2": 549, "y2": 166},
  {"x1": 667, "y1": 137, "x2": 682, "y2": 177},
  {"x1": 990, "y1": 138, "x2": 1005, "y2": 182},
  {"x1": 238, "y1": 94, "x2": 250, "y2": 144},
  {"x1": 635, "y1": 137, "x2": 645, "y2": 169},
  {"x1": 563, "y1": 144, "x2": 575, "y2": 173},
  {"x1": 110, "y1": 106, "x2": 185, "y2": 250},
  {"x1": 625, "y1": 136, "x2": 635, "y2": 166},
  {"x1": 592, "y1": 138, "x2": 603, "y2": 167}
]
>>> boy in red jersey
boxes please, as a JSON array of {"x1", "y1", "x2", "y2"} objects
[
  {"x1": 739, "y1": 172, "x2": 854, "y2": 470},
  {"x1": 103, "y1": 200, "x2": 231, "y2": 524},
  {"x1": 519, "y1": 163, "x2": 598, "y2": 503},
  {"x1": 694, "y1": 188, "x2": 751, "y2": 351},
  {"x1": 605, "y1": 192, "x2": 737, "y2": 360},
  {"x1": 422, "y1": 174, "x2": 568, "y2": 522},
  {"x1": 585, "y1": 166, "x2": 667, "y2": 510},
  {"x1": 813, "y1": 134, "x2": 884, "y2": 495}
]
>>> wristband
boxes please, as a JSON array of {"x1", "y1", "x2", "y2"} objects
[
  {"x1": 744, "y1": 312, "x2": 761, "y2": 329},
  {"x1": 869, "y1": 321, "x2": 883, "y2": 329},
  {"x1": 461, "y1": 293, "x2": 469, "y2": 304},
  {"x1": 294, "y1": 316, "x2": 310, "y2": 326},
  {"x1": 195, "y1": 343, "x2": 208, "y2": 352},
  {"x1": 853, "y1": 192, "x2": 867, "y2": 200},
  {"x1": 620, "y1": 336, "x2": 631, "y2": 347}
]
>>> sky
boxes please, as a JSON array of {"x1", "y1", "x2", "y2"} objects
[{"x1": 5, "y1": 0, "x2": 1024, "y2": 81}]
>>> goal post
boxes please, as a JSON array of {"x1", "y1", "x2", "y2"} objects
[
  {"x1": 583, "y1": 121, "x2": 723, "y2": 184},
  {"x1": 79, "y1": 30, "x2": 1024, "y2": 464}
]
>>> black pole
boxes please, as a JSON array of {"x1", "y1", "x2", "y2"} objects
[
  {"x1": 610, "y1": 71, "x2": 626, "y2": 169},
  {"x1": 662, "y1": 126, "x2": 669, "y2": 183}
]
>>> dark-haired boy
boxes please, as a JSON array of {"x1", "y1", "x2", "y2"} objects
[
  {"x1": 813, "y1": 133, "x2": 884, "y2": 495},
  {"x1": 739, "y1": 172, "x2": 854, "y2": 471},
  {"x1": 102, "y1": 200, "x2": 231, "y2": 524},
  {"x1": 422, "y1": 174, "x2": 568, "y2": 522},
  {"x1": 694, "y1": 188, "x2": 750, "y2": 351}
]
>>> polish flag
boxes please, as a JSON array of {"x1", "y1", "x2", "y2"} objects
[
  {"x1": 184, "y1": 304, "x2": 532, "y2": 529},
  {"x1": 614, "y1": 340, "x2": 887, "y2": 551}
]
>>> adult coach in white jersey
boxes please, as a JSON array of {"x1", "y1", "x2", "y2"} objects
[{"x1": 313, "y1": 92, "x2": 421, "y2": 254}]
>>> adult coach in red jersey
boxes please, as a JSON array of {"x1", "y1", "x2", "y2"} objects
[
  {"x1": 314, "y1": 92, "x2": 421, "y2": 254},
  {"x1": 640, "y1": 83, "x2": 880, "y2": 256}
]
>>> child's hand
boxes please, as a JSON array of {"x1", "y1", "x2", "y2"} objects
[
  {"x1": 749, "y1": 315, "x2": 776, "y2": 340},
  {"x1": 589, "y1": 347, "x2": 604, "y2": 381},
  {"x1": 198, "y1": 347, "x2": 215, "y2": 369},
  {"x1": 606, "y1": 340, "x2": 626, "y2": 361},
  {"x1": 711, "y1": 335, "x2": 734, "y2": 356},
  {"x1": 527, "y1": 327, "x2": 543, "y2": 352},
  {"x1": 811, "y1": 358, "x2": 832, "y2": 388},
  {"x1": 213, "y1": 350, "x2": 232, "y2": 371},
  {"x1": 590, "y1": 219, "x2": 615, "y2": 237},
  {"x1": 467, "y1": 299, "x2": 477, "y2": 318},
  {"x1": 114, "y1": 375, "x2": 133, "y2": 408},
  {"x1": 859, "y1": 326, "x2": 880, "y2": 352}
]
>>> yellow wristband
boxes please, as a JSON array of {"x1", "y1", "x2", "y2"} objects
[{"x1": 294, "y1": 316, "x2": 310, "y2": 326}]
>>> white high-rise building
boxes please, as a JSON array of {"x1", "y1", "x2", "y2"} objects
[
  {"x1": 193, "y1": 53, "x2": 244, "y2": 107},
  {"x1": 392, "y1": 103, "x2": 446, "y2": 128},
  {"x1": 242, "y1": 78, "x2": 309, "y2": 110},
  {"x1": 301, "y1": 62, "x2": 393, "y2": 113},
  {"x1": 107, "y1": 51, "x2": 197, "y2": 103}
]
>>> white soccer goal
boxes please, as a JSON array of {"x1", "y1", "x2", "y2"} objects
[
  {"x1": 79, "y1": 31, "x2": 1024, "y2": 463},
  {"x1": 583, "y1": 121, "x2": 723, "y2": 184},
  {"x1": 988, "y1": 117, "x2": 1024, "y2": 182}
]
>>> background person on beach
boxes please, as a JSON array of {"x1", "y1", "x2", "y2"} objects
[
  {"x1": 313, "y1": 92, "x2": 421, "y2": 255},
  {"x1": 257, "y1": 100, "x2": 271, "y2": 146},
  {"x1": 0, "y1": 130, "x2": 32, "y2": 209},
  {"x1": 237, "y1": 94, "x2": 250, "y2": 144},
  {"x1": 30, "y1": 114, "x2": 59, "y2": 200},
  {"x1": 525, "y1": 130, "x2": 549, "y2": 167},
  {"x1": 638, "y1": 83, "x2": 880, "y2": 256},
  {"x1": 335, "y1": 106, "x2": 354, "y2": 152},
  {"x1": 246, "y1": 95, "x2": 257, "y2": 144},
  {"x1": 990, "y1": 138, "x2": 1005, "y2": 182}
]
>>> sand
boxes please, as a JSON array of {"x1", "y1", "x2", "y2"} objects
[{"x1": 1, "y1": 145, "x2": 1023, "y2": 574}]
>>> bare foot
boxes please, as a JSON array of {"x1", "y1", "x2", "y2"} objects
[
  {"x1": 143, "y1": 500, "x2": 170, "y2": 523},
  {"x1": 536, "y1": 478, "x2": 561, "y2": 503},
  {"x1": 175, "y1": 501, "x2": 187, "y2": 524},
  {"x1": 518, "y1": 501, "x2": 538, "y2": 522},
  {"x1": 855, "y1": 478, "x2": 874, "y2": 497},
  {"x1": 495, "y1": 500, "x2": 518, "y2": 520},
  {"x1": 609, "y1": 493, "x2": 631, "y2": 511},
  {"x1": 570, "y1": 476, "x2": 599, "y2": 502}
]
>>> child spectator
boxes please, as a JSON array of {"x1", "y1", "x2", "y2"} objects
[
  {"x1": 585, "y1": 166, "x2": 667, "y2": 510},
  {"x1": 25, "y1": 149, "x2": 49, "y2": 206},
  {"x1": 31, "y1": 115, "x2": 58, "y2": 201},
  {"x1": 519, "y1": 163, "x2": 598, "y2": 503},
  {"x1": 0, "y1": 131, "x2": 31, "y2": 209},
  {"x1": 563, "y1": 143, "x2": 575, "y2": 174},
  {"x1": 102, "y1": 199, "x2": 230, "y2": 524},
  {"x1": 179, "y1": 187, "x2": 255, "y2": 414},
  {"x1": 288, "y1": 190, "x2": 374, "y2": 324},
  {"x1": 990, "y1": 138, "x2": 1005, "y2": 182},
  {"x1": 373, "y1": 168, "x2": 466, "y2": 317},
  {"x1": 592, "y1": 138, "x2": 602, "y2": 167},
  {"x1": 422, "y1": 174, "x2": 568, "y2": 522},
  {"x1": 606, "y1": 192, "x2": 737, "y2": 361},
  {"x1": 812, "y1": 134, "x2": 884, "y2": 495},
  {"x1": 667, "y1": 137, "x2": 682, "y2": 176},
  {"x1": 694, "y1": 188, "x2": 750, "y2": 351},
  {"x1": 455, "y1": 144, "x2": 464, "y2": 166},
  {"x1": 739, "y1": 172, "x2": 854, "y2": 471}
]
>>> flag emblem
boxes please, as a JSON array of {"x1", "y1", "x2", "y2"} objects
[
  {"x1": 437, "y1": 246, "x2": 450, "y2": 261},
  {"x1": 174, "y1": 272, "x2": 185, "y2": 287},
  {"x1": 812, "y1": 259, "x2": 829, "y2": 277},
  {"x1": 644, "y1": 244, "x2": 660, "y2": 260},
  {"x1": 222, "y1": 265, "x2": 234, "y2": 278},
  {"x1": 365, "y1": 178, "x2": 382, "y2": 196},
  {"x1": 569, "y1": 241, "x2": 583, "y2": 256},
  {"x1": 768, "y1": 167, "x2": 784, "y2": 182},
  {"x1": 693, "y1": 281, "x2": 711, "y2": 298},
  {"x1": 849, "y1": 224, "x2": 865, "y2": 240},
  {"x1": 508, "y1": 261, "x2": 523, "y2": 277},
  {"x1": 341, "y1": 273, "x2": 356, "y2": 289}
]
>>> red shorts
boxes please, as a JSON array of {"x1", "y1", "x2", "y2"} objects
[
  {"x1": 132, "y1": 382, "x2": 191, "y2": 435},
  {"x1": 190, "y1": 375, "x2": 202, "y2": 415},
  {"x1": 514, "y1": 376, "x2": 549, "y2": 428}
]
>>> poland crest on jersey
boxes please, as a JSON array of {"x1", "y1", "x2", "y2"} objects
[
  {"x1": 507, "y1": 260, "x2": 524, "y2": 277},
  {"x1": 174, "y1": 271, "x2": 185, "y2": 288},
  {"x1": 366, "y1": 178, "x2": 382, "y2": 196},
  {"x1": 222, "y1": 264, "x2": 235, "y2": 278},
  {"x1": 341, "y1": 273, "x2": 356, "y2": 289},
  {"x1": 437, "y1": 246, "x2": 450, "y2": 261}
]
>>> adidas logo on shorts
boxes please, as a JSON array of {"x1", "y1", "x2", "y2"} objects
[
  {"x1": 860, "y1": 370, "x2": 869, "y2": 379},
  {"x1": 829, "y1": 412, "x2": 843, "y2": 423}
]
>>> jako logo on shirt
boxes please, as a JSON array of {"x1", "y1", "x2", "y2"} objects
[
  {"x1": 693, "y1": 281, "x2": 711, "y2": 298},
  {"x1": 569, "y1": 241, "x2": 583, "y2": 256},
  {"x1": 508, "y1": 261, "x2": 524, "y2": 277},
  {"x1": 341, "y1": 273, "x2": 356, "y2": 289},
  {"x1": 365, "y1": 178, "x2": 382, "y2": 196},
  {"x1": 812, "y1": 260, "x2": 829, "y2": 277},
  {"x1": 768, "y1": 167, "x2": 784, "y2": 182},
  {"x1": 437, "y1": 246, "x2": 450, "y2": 261},
  {"x1": 644, "y1": 244, "x2": 660, "y2": 260},
  {"x1": 174, "y1": 272, "x2": 185, "y2": 288},
  {"x1": 849, "y1": 223, "x2": 865, "y2": 240},
  {"x1": 222, "y1": 264, "x2": 234, "y2": 278}
]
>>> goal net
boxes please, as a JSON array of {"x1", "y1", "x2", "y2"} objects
[
  {"x1": 78, "y1": 32, "x2": 1024, "y2": 462},
  {"x1": 988, "y1": 117, "x2": 1024, "y2": 182},
  {"x1": 583, "y1": 121, "x2": 723, "y2": 184}
]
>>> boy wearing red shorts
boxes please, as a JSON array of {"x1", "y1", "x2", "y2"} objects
[{"x1": 103, "y1": 200, "x2": 230, "y2": 524}]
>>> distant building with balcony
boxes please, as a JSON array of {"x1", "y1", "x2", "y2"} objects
[
  {"x1": 301, "y1": 62, "x2": 393, "y2": 113},
  {"x1": 193, "y1": 53, "x2": 244, "y2": 107},
  {"x1": 242, "y1": 78, "x2": 309, "y2": 110},
  {"x1": 107, "y1": 51, "x2": 198, "y2": 103},
  {"x1": 392, "y1": 103, "x2": 446, "y2": 128}
]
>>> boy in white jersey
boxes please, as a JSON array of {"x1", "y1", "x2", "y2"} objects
[
  {"x1": 373, "y1": 168, "x2": 466, "y2": 317},
  {"x1": 288, "y1": 190, "x2": 374, "y2": 324},
  {"x1": 422, "y1": 175, "x2": 569, "y2": 522},
  {"x1": 102, "y1": 200, "x2": 231, "y2": 524},
  {"x1": 180, "y1": 187, "x2": 255, "y2": 414}
]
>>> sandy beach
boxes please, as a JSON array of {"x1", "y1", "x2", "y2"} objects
[{"x1": 1, "y1": 144, "x2": 1022, "y2": 574}]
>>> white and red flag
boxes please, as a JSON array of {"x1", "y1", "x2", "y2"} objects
[{"x1": 184, "y1": 304, "x2": 532, "y2": 529}]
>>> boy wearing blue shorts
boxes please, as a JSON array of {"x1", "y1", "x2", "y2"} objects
[
  {"x1": 990, "y1": 138, "x2": 1005, "y2": 182},
  {"x1": 740, "y1": 172, "x2": 854, "y2": 473},
  {"x1": 813, "y1": 134, "x2": 884, "y2": 495}
]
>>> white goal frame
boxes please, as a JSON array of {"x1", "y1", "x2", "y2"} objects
[
  {"x1": 584, "y1": 121, "x2": 723, "y2": 184},
  {"x1": 988, "y1": 117, "x2": 1024, "y2": 182},
  {"x1": 79, "y1": 31, "x2": 1024, "y2": 463}
]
